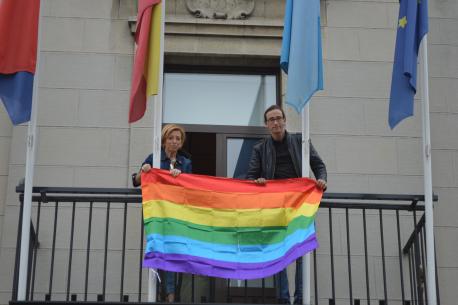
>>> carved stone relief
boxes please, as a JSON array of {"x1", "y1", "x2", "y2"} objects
[{"x1": 185, "y1": 0, "x2": 255, "y2": 20}]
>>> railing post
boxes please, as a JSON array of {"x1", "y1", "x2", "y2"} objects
[
  {"x1": 26, "y1": 223, "x2": 35, "y2": 300},
  {"x1": 413, "y1": 212, "x2": 425, "y2": 305},
  {"x1": 12, "y1": 195, "x2": 25, "y2": 301}
]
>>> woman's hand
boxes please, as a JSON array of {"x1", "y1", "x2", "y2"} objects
[
  {"x1": 170, "y1": 168, "x2": 182, "y2": 177},
  {"x1": 141, "y1": 164, "x2": 152, "y2": 172}
]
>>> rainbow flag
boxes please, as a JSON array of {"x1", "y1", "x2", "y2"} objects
[{"x1": 141, "y1": 169, "x2": 323, "y2": 280}]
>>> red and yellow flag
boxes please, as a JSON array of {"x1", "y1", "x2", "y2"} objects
[{"x1": 129, "y1": 0, "x2": 162, "y2": 123}]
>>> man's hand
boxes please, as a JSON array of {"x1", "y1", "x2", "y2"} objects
[
  {"x1": 170, "y1": 168, "x2": 182, "y2": 177},
  {"x1": 141, "y1": 164, "x2": 152, "y2": 172},
  {"x1": 254, "y1": 178, "x2": 266, "y2": 185},
  {"x1": 316, "y1": 179, "x2": 327, "y2": 190}
]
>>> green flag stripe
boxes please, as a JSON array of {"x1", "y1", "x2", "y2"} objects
[{"x1": 144, "y1": 215, "x2": 315, "y2": 245}]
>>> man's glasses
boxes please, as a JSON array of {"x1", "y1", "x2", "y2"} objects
[{"x1": 266, "y1": 116, "x2": 284, "y2": 123}]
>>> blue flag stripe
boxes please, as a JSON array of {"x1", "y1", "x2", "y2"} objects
[{"x1": 0, "y1": 72, "x2": 34, "y2": 125}]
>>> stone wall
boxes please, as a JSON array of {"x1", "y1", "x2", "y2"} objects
[{"x1": 0, "y1": 0, "x2": 457, "y2": 304}]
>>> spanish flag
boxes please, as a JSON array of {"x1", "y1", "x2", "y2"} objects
[
  {"x1": 142, "y1": 169, "x2": 322, "y2": 280},
  {"x1": 129, "y1": 0, "x2": 162, "y2": 123}
]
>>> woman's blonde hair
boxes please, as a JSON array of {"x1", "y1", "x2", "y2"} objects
[{"x1": 161, "y1": 124, "x2": 186, "y2": 147}]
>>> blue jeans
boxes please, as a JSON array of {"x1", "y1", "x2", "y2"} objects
[
  {"x1": 275, "y1": 257, "x2": 302, "y2": 304},
  {"x1": 164, "y1": 271, "x2": 176, "y2": 294}
]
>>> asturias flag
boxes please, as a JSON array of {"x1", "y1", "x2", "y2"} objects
[
  {"x1": 280, "y1": 0, "x2": 323, "y2": 113},
  {"x1": 0, "y1": 0, "x2": 40, "y2": 125},
  {"x1": 141, "y1": 169, "x2": 323, "y2": 280},
  {"x1": 388, "y1": 0, "x2": 428, "y2": 129},
  {"x1": 129, "y1": 0, "x2": 162, "y2": 123}
]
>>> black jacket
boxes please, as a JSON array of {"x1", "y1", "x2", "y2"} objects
[{"x1": 246, "y1": 131, "x2": 327, "y2": 182}]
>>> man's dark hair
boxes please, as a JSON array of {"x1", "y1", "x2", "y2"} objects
[{"x1": 264, "y1": 105, "x2": 286, "y2": 123}]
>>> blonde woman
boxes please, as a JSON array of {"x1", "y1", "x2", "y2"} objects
[{"x1": 132, "y1": 124, "x2": 191, "y2": 302}]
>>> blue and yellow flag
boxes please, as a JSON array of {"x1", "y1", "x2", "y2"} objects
[
  {"x1": 388, "y1": 0, "x2": 428, "y2": 129},
  {"x1": 280, "y1": 0, "x2": 323, "y2": 113}
]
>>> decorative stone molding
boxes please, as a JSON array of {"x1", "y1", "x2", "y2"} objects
[
  {"x1": 128, "y1": 16, "x2": 137, "y2": 35},
  {"x1": 185, "y1": 0, "x2": 255, "y2": 20}
]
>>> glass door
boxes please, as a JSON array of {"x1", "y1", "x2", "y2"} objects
[{"x1": 214, "y1": 133, "x2": 276, "y2": 303}]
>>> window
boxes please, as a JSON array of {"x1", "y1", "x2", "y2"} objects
[{"x1": 163, "y1": 72, "x2": 277, "y2": 127}]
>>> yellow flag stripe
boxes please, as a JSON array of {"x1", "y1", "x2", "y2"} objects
[
  {"x1": 145, "y1": 2, "x2": 161, "y2": 96},
  {"x1": 143, "y1": 199, "x2": 319, "y2": 227}
]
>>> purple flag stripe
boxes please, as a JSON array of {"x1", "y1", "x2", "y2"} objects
[{"x1": 143, "y1": 233, "x2": 318, "y2": 280}]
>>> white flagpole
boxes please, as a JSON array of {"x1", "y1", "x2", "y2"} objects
[
  {"x1": 17, "y1": 0, "x2": 43, "y2": 300},
  {"x1": 420, "y1": 34, "x2": 437, "y2": 305},
  {"x1": 301, "y1": 104, "x2": 311, "y2": 305},
  {"x1": 148, "y1": 0, "x2": 165, "y2": 302}
]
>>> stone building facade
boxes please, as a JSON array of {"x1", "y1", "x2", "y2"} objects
[{"x1": 0, "y1": 0, "x2": 457, "y2": 304}]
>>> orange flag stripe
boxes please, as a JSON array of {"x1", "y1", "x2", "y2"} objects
[
  {"x1": 141, "y1": 169, "x2": 321, "y2": 194},
  {"x1": 142, "y1": 180, "x2": 321, "y2": 210}
]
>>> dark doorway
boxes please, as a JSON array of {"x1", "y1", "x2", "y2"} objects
[
  {"x1": 183, "y1": 132, "x2": 217, "y2": 176},
  {"x1": 177, "y1": 127, "x2": 276, "y2": 303}
]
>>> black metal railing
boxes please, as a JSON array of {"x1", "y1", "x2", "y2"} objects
[
  {"x1": 318, "y1": 194, "x2": 441, "y2": 305},
  {"x1": 402, "y1": 213, "x2": 441, "y2": 305},
  {"x1": 11, "y1": 187, "x2": 439, "y2": 305},
  {"x1": 12, "y1": 215, "x2": 38, "y2": 301}
]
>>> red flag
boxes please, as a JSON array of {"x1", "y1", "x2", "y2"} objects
[
  {"x1": 129, "y1": 0, "x2": 161, "y2": 123},
  {"x1": 0, "y1": 0, "x2": 39, "y2": 74}
]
